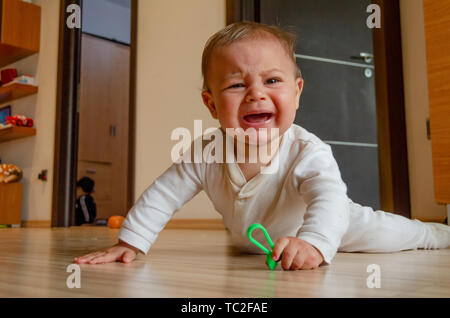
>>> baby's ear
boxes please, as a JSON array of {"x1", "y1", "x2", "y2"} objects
[
  {"x1": 201, "y1": 90, "x2": 218, "y2": 119},
  {"x1": 295, "y1": 78, "x2": 304, "y2": 110}
]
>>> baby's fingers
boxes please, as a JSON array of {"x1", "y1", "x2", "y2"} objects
[
  {"x1": 74, "y1": 251, "x2": 105, "y2": 264},
  {"x1": 271, "y1": 237, "x2": 290, "y2": 261},
  {"x1": 88, "y1": 251, "x2": 121, "y2": 264},
  {"x1": 120, "y1": 250, "x2": 137, "y2": 263}
]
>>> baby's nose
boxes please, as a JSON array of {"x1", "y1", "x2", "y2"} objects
[{"x1": 245, "y1": 89, "x2": 267, "y2": 103}]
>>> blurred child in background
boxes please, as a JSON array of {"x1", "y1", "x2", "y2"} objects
[{"x1": 75, "y1": 177, "x2": 97, "y2": 226}]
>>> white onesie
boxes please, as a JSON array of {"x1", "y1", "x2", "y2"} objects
[{"x1": 118, "y1": 124, "x2": 448, "y2": 264}]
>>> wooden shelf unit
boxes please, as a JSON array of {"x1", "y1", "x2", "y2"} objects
[
  {"x1": 0, "y1": 0, "x2": 41, "y2": 67},
  {"x1": 0, "y1": 182, "x2": 22, "y2": 225},
  {"x1": 0, "y1": 126, "x2": 36, "y2": 143},
  {"x1": 0, "y1": 0, "x2": 40, "y2": 142},
  {"x1": 0, "y1": 83, "x2": 38, "y2": 104}
]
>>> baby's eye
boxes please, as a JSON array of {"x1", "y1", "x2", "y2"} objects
[
  {"x1": 227, "y1": 83, "x2": 245, "y2": 89},
  {"x1": 266, "y1": 78, "x2": 281, "y2": 84}
]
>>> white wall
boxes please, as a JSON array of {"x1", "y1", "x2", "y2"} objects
[{"x1": 134, "y1": 0, "x2": 226, "y2": 219}]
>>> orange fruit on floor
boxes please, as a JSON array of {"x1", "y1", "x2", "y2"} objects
[{"x1": 108, "y1": 216, "x2": 125, "y2": 229}]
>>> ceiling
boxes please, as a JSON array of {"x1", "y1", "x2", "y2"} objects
[{"x1": 104, "y1": 0, "x2": 130, "y2": 9}]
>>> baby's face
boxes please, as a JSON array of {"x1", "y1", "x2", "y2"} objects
[{"x1": 202, "y1": 35, "x2": 303, "y2": 144}]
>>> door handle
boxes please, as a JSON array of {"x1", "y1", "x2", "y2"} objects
[
  {"x1": 350, "y1": 52, "x2": 373, "y2": 64},
  {"x1": 109, "y1": 125, "x2": 117, "y2": 137}
]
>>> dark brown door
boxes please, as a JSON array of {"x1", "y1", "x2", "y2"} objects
[{"x1": 260, "y1": 0, "x2": 380, "y2": 209}]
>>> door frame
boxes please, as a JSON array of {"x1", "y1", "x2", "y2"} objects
[
  {"x1": 51, "y1": 0, "x2": 137, "y2": 227},
  {"x1": 226, "y1": 0, "x2": 411, "y2": 217}
]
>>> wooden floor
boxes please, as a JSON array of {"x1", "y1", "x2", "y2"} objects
[{"x1": 0, "y1": 227, "x2": 449, "y2": 298}]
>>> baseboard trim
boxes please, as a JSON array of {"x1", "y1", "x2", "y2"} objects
[
  {"x1": 21, "y1": 220, "x2": 52, "y2": 228},
  {"x1": 165, "y1": 219, "x2": 225, "y2": 230},
  {"x1": 20, "y1": 219, "x2": 225, "y2": 229}
]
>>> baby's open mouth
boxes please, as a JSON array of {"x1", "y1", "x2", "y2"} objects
[{"x1": 243, "y1": 113, "x2": 273, "y2": 124}]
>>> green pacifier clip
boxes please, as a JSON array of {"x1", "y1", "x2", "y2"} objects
[{"x1": 247, "y1": 223, "x2": 279, "y2": 270}]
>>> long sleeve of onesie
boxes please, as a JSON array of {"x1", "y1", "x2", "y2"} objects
[
  {"x1": 118, "y1": 159, "x2": 204, "y2": 254},
  {"x1": 293, "y1": 141, "x2": 350, "y2": 264}
]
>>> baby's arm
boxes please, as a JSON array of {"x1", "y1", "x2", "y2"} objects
[
  {"x1": 118, "y1": 158, "x2": 204, "y2": 254},
  {"x1": 289, "y1": 141, "x2": 350, "y2": 266},
  {"x1": 74, "y1": 154, "x2": 204, "y2": 264}
]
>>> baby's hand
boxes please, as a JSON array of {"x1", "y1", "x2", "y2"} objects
[
  {"x1": 74, "y1": 240, "x2": 141, "y2": 265},
  {"x1": 271, "y1": 237, "x2": 324, "y2": 270}
]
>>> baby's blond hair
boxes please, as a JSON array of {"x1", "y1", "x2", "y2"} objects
[{"x1": 201, "y1": 21, "x2": 302, "y2": 91}]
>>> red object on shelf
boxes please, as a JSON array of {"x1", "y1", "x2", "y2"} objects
[
  {"x1": 6, "y1": 115, "x2": 34, "y2": 127},
  {"x1": 1, "y1": 68, "x2": 18, "y2": 85}
]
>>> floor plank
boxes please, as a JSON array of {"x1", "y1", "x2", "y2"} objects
[{"x1": 0, "y1": 227, "x2": 448, "y2": 297}]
